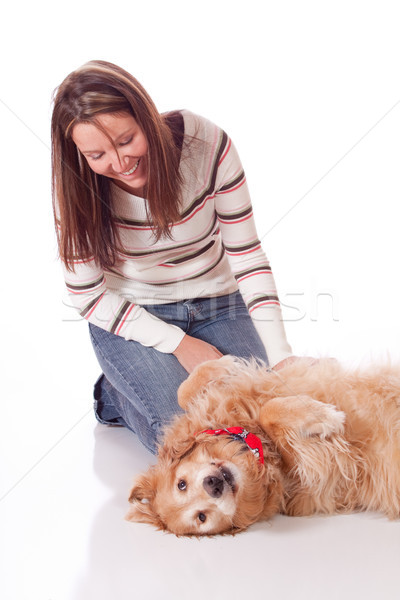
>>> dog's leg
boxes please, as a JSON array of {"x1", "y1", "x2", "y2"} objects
[
  {"x1": 259, "y1": 395, "x2": 346, "y2": 442},
  {"x1": 260, "y1": 396, "x2": 353, "y2": 516},
  {"x1": 178, "y1": 356, "x2": 239, "y2": 410}
]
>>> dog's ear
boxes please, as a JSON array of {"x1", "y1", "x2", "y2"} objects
[
  {"x1": 157, "y1": 432, "x2": 197, "y2": 462},
  {"x1": 125, "y1": 471, "x2": 166, "y2": 529}
]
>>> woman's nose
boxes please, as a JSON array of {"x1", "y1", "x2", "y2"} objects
[{"x1": 110, "y1": 150, "x2": 127, "y2": 173}]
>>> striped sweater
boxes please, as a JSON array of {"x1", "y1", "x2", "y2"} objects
[{"x1": 62, "y1": 110, "x2": 292, "y2": 366}]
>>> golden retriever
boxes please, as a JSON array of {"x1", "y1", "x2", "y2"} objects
[{"x1": 126, "y1": 356, "x2": 400, "y2": 535}]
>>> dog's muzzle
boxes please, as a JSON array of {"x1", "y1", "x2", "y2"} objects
[
  {"x1": 203, "y1": 466, "x2": 235, "y2": 498},
  {"x1": 203, "y1": 475, "x2": 225, "y2": 498}
]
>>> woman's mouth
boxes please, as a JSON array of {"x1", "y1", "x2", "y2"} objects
[{"x1": 121, "y1": 158, "x2": 141, "y2": 176}]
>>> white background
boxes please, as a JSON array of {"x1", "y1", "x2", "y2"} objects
[{"x1": 1, "y1": 1, "x2": 400, "y2": 599}]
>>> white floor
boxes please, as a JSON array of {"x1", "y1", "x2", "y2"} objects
[
  {"x1": 2, "y1": 2, "x2": 400, "y2": 599},
  {"x1": 2, "y1": 399, "x2": 400, "y2": 600}
]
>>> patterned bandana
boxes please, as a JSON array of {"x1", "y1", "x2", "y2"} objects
[{"x1": 197, "y1": 427, "x2": 264, "y2": 464}]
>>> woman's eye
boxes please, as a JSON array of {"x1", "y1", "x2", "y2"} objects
[
  {"x1": 177, "y1": 480, "x2": 187, "y2": 491},
  {"x1": 198, "y1": 512, "x2": 207, "y2": 523},
  {"x1": 120, "y1": 136, "x2": 133, "y2": 146},
  {"x1": 90, "y1": 154, "x2": 103, "y2": 161}
]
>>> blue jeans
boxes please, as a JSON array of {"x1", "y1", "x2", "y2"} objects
[{"x1": 89, "y1": 291, "x2": 268, "y2": 454}]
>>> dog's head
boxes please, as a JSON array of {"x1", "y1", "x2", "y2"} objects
[{"x1": 126, "y1": 433, "x2": 283, "y2": 536}]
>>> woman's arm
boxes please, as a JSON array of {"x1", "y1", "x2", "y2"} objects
[
  {"x1": 172, "y1": 335, "x2": 223, "y2": 373},
  {"x1": 62, "y1": 258, "x2": 185, "y2": 353},
  {"x1": 63, "y1": 257, "x2": 223, "y2": 372},
  {"x1": 214, "y1": 134, "x2": 293, "y2": 367}
]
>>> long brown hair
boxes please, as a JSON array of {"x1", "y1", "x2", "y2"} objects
[{"x1": 51, "y1": 60, "x2": 183, "y2": 270}]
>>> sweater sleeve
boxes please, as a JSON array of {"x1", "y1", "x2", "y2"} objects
[
  {"x1": 214, "y1": 134, "x2": 293, "y2": 367},
  {"x1": 62, "y1": 259, "x2": 185, "y2": 353}
]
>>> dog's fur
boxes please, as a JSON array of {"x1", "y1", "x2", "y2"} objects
[{"x1": 126, "y1": 356, "x2": 400, "y2": 535}]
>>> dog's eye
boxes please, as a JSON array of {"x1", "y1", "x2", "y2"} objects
[
  {"x1": 198, "y1": 512, "x2": 207, "y2": 523},
  {"x1": 177, "y1": 480, "x2": 187, "y2": 491}
]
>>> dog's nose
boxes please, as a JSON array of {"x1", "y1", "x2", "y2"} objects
[{"x1": 203, "y1": 475, "x2": 224, "y2": 498}]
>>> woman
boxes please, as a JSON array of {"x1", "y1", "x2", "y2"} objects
[{"x1": 51, "y1": 60, "x2": 294, "y2": 454}]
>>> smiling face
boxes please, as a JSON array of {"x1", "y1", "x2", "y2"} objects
[{"x1": 71, "y1": 112, "x2": 148, "y2": 196}]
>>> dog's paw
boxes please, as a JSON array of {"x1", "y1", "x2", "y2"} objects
[
  {"x1": 260, "y1": 395, "x2": 346, "y2": 440},
  {"x1": 301, "y1": 401, "x2": 346, "y2": 438},
  {"x1": 178, "y1": 356, "x2": 238, "y2": 409}
]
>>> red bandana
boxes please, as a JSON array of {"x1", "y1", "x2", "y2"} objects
[{"x1": 198, "y1": 427, "x2": 264, "y2": 464}]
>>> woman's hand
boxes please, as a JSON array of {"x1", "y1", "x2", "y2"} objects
[{"x1": 173, "y1": 334, "x2": 223, "y2": 373}]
